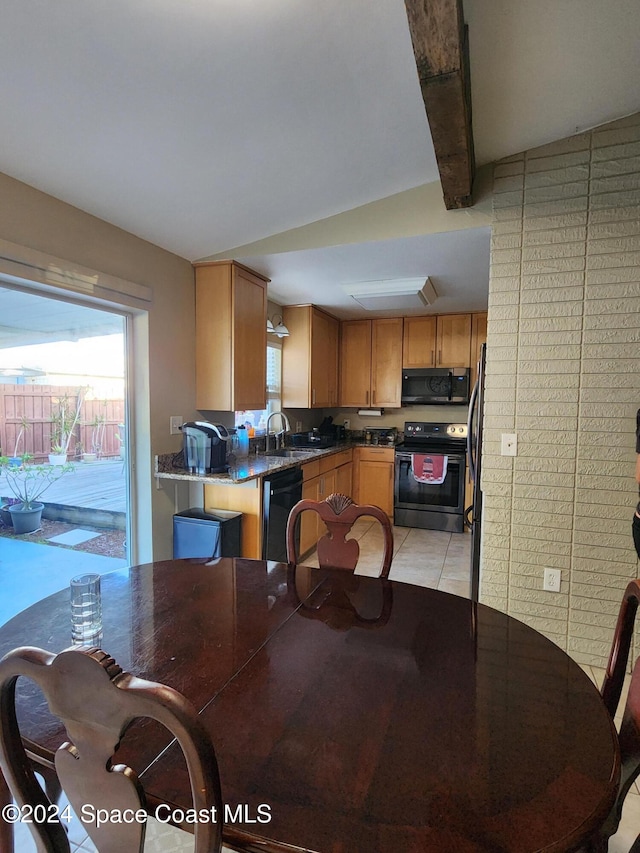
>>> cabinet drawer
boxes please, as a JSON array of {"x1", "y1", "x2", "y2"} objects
[
  {"x1": 302, "y1": 459, "x2": 321, "y2": 480},
  {"x1": 319, "y1": 448, "x2": 352, "y2": 473},
  {"x1": 331, "y1": 449, "x2": 353, "y2": 468},
  {"x1": 319, "y1": 454, "x2": 337, "y2": 475},
  {"x1": 356, "y1": 447, "x2": 394, "y2": 463}
]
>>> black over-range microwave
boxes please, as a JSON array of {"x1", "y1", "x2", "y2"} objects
[{"x1": 401, "y1": 367, "x2": 471, "y2": 405}]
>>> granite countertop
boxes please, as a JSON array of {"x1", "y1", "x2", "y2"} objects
[{"x1": 154, "y1": 443, "x2": 356, "y2": 486}]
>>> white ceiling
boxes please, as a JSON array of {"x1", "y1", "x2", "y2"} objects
[
  {"x1": 0, "y1": 0, "x2": 639, "y2": 318},
  {"x1": 239, "y1": 228, "x2": 491, "y2": 319}
]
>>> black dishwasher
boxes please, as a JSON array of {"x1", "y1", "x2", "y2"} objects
[{"x1": 262, "y1": 466, "x2": 303, "y2": 562}]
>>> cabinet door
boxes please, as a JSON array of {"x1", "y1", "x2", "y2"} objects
[
  {"x1": 470, "y1": 312, "x2": 487, "y2": 388},
  {"x1": 299, "y1": 476, "x2": 320, "y2": 557},
  {"x1": 311, "y1": 309, "x2": 339, "y2": 407},
  {"x1": 316, "y1": 469, "x2": 337, "y2": 540},
  {"x1": 195, "y1": 262, "x2": 268, "y2": 411},
  {"x1": 371, "y1": 318, "x2": 403, "y2": 407},
  {"x1": 233, "y1": 266, "x2": 267, "y2": 411},
  {"x1": 339, "y1": 321, "x2": 372, "y2": 407},
  {"x1": 335, "y1": 462, "x2": 353, "y2": 500},
  {"x1": 403, "y1": 316, "x2": 437, "y2": 368},
  {"x1": 357, "y1": 461, "x2": 394, "y2": 517},
  {"x1": 436, "y1": 314, "x2": 472, "y2": 367}
]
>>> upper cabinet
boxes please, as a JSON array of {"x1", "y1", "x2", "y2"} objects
[
  {"x1": 403, "y1": 314, "x2": 472, "y2": 368},
  {"x1": 402, "y1": 316, "x2": 437, "y2": 367},
  {"x1": 195, "y1": 261, "x2": 268, "y2": 411},
  {"x1": 340, "y1": 318, "x2": 403, "y2": 407},
  {"x1": 437, "y1": 314, "x2": 472, "y2": 366},
  {"x1": 282, "y1": 306, "x2": 339, "y2": 408},
  {"x1": 470, "y1": 312, "x2": 488, "y2": 387}
]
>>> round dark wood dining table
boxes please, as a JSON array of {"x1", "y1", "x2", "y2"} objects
[{"x1": 0, "y1": 557, "x2": 619, "y2": 853}]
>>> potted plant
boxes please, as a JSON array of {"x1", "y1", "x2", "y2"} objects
[
  {"x1": 0, "y1": 455, "x2": 73, "y2": 534},
  {"x1": 49, "y1": 389, "x2": 85, "y2": 465},
  {"x1": 0, "y1": 496, "x2": 20, "y2": 527}
]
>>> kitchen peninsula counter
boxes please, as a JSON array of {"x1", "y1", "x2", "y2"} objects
[
  {"x1": 155, "y1": 441, "x2": 395, "y2": 559},
  {"x1": 154, "y1": 442, "x2": 355, "y2": 485}
]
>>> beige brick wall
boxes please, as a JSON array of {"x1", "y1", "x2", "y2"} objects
[{"x1": 482, "y1": 114, "x2": 640, "y2": 667}]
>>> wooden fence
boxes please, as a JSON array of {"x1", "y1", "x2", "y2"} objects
[{"x1": 0, "y1": 385, "x2": 125, "y2": 462}]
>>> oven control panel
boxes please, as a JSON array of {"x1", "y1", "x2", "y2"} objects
[{"x1": 404, "y1": 422, "x2": 468, "y2": 440}]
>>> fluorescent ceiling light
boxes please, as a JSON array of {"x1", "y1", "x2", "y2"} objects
[{"x1": 343, "y1": 277, "x2": 437, "y2": 311}]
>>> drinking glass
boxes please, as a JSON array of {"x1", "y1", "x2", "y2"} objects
[{"x1": 70, "y1": 573, "x2": 102, "y2": 645}]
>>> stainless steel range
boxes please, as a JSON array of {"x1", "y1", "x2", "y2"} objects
[{"x1": 394, "y1": 421, "x2": 467, "y2": 533}]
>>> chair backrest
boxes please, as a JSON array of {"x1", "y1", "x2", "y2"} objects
[
  {"x1": 601, "y1": 579, "x2": 640, "y2": 718},
  {"x1": 595, "y1": 578, "x2": 640, "y2": 848},
  {"x1": 287, "y1": 493, "x2": 393, "y2": 578},
  {"x1": 0, "y1": 646, "x2": 222, "y2": 853}
]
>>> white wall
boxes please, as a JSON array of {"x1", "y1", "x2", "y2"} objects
[{"x1": 481, "y1": 114, "x2": 640, "y2": 667}]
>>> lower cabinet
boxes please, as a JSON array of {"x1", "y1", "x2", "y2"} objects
[
  {"x1": 336, "y1": 461, "x2": 353, "y2": 498},
  {"x1": 354, "y1": 447, "x2": 394, "y2": 518},
  {"x1": 299, "y1": 450, "x2": 353, "y2": 558},
  {"x1": 203, "y1": 479, "x2": 262, "y2": 559}
]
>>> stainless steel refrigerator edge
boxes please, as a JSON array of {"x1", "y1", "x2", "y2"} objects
[{"x1": 466, "y1": 343, "x2": 486, "y2": 604}]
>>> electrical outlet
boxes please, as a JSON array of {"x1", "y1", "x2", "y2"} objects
[
  {"x1": 169, "y1": 416, "x2": 183, "y2": 436},
  {"x1": 343, "y1": 419, "x2": 350, "y2": 430},
  {"x1": 501, "y1": 433, "x2": 518, "y2": 456},
  {"x1": 543, "y1": 568, "x2": 561, "y2": 593},
  {"x1": 295, "y1": 421, "x2": 302, "y2": 433}
]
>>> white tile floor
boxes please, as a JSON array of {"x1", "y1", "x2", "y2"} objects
[
  {"x1": 8, "y1": 525, "x2": 639, "y2": 851},
  {"x1": 305, "y1": 519, "x2": 472, "y2": 598}
]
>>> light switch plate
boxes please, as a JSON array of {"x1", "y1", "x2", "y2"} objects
[
  {"x1": 501, "y1": 433, "x2": 517, "y2": 456},
  {"x1": 169, "y1": 416, "x2": 183, "y2": 436}
]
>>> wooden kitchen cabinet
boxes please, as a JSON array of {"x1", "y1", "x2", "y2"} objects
[
  {"x1": 299, "y1": 469, "x2": 336, "y2": 557},
  {"x1": 282, "y1": 305, "x2": 339, "y2": 408},
  {"x1": 298, "y1": 450, "x2": 353, "y2": 558},
  {"x1": 339, "y1": 318, "x2": 403, "y2": 407},
  {"x1": 436, "y1": 314, "x2": 472, "y2": 367},
  {"x1": 402, "y1": 314, "x2": 473, "y2": 368},
  {"x1": 195, "y1": 261, "x2": 268, "y2": 411},
  {"x1": 335, "y1": 461, "x2": 353, "y2": 498},
  {"x1": 354, "y1": 447, "x2": 394, "y2": 518},
  {"x1": 470, "y1": 312, "x2": 487, "y2": 387},
  {"x1": 204, "y1": 479, "x2": 263, "y2": 559},
  {"x1": 403, "y1": 316, "x2": 437, "y2": 367}
]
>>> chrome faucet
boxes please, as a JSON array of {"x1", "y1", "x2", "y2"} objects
[{"x1": 265, "y1": 411, "x2": 291, "y2": 451}]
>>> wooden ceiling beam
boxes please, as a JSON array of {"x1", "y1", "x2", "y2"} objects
[{"x1": 404, "y1": 0, "x2": 475, "y2": 208}]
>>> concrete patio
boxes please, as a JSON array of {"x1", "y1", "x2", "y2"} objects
[{"x1": 0, "y1": 458, "x2": 128, "y2": 628}]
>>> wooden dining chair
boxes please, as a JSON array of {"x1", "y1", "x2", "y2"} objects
[
  {"x1": 286, "y1": 492, "x2": 393, "y2": 578},
  {"x1": 587, "y1": 579, "x2": 640, "y2": 852},
  {"x1": 0, "y1": 645, "x2": 223, "y2": 853}
]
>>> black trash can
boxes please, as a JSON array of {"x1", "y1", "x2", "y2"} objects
[{"x1": 173, "y1": 508, "x2": 242, "y2": 559}]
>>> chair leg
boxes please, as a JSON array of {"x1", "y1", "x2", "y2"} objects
[{"x1": 0, "y1": 768, "x2": 15, "y2": 853}]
